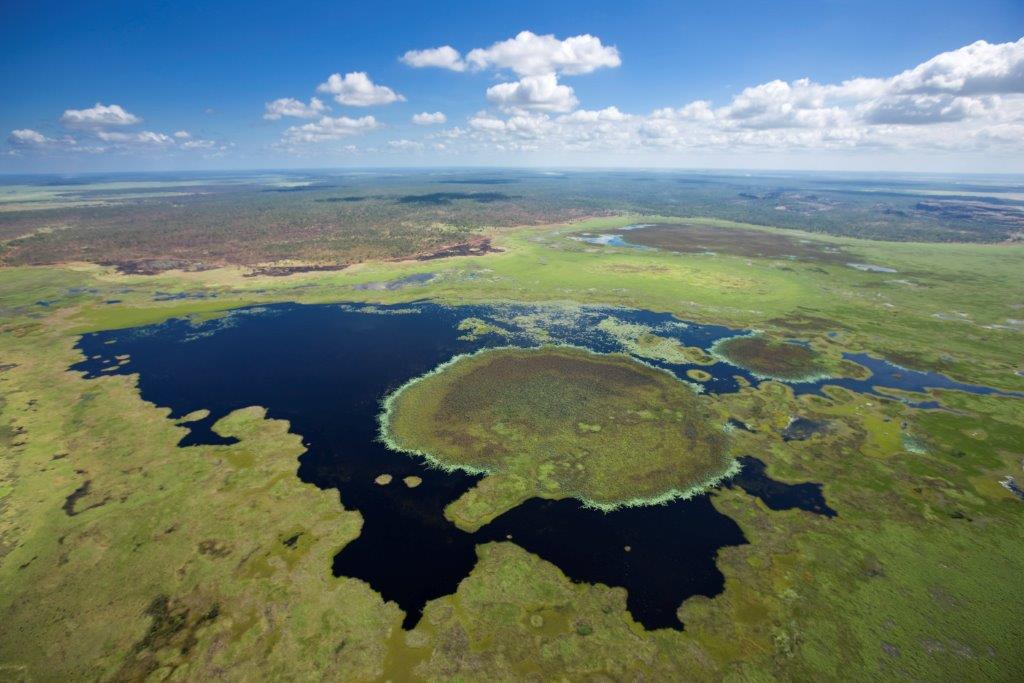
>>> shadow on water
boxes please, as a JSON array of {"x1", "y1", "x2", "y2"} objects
[{"x1": 71, "y1": 301, "x2": 1012, "y2": 629}]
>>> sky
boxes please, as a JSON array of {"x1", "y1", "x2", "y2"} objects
[{"x1": 2, "y1": 0, "x2": 1023, "y2": 173}]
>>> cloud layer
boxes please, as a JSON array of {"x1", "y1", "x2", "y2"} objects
[
  {"x1": 451, "y1": 36, "x2": 1024, "y2": 160},
  {"x1": 8, "y1": 34, "x2": 1024, "y2": 166}
]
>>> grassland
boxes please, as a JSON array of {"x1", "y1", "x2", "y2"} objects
[{"x1": 1, "y1": 203, "x2": 1023, "y2": 679}]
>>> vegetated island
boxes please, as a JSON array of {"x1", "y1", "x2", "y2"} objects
[
  {"x1": 711, "y1": 334, "x2": 832, "y2": 382},
  {"x1": 380, "y1": 345, "x2": 736, "y2": 530}
]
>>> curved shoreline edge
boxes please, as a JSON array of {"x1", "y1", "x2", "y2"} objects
[{"x1": 376, "y1": 343, "x2": 741, "y2": 512}]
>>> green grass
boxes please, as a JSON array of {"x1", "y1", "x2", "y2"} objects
[{"x1": 1, "y1": 212, "x2": 1023, "y2": 679}]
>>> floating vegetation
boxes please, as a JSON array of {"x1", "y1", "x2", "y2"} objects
[
  {"x1": 596, "y1": 317, "x2": 715, "y2": 365},
  {"x1": 380, "y1": 345, "x2": 735, "y2": 517},
  {"x1": 687, "y1": 369, "x2": 713, "y2": 382},
  {"x1": 336, "y1": 303, "x2": 421, "y2": 315},
  {"x1": 456, "y1": 317, "x2": 511, "y2": 341}
]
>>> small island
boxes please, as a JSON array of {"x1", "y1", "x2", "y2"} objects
[{"x1": 712, "y1": 334, "x2": 831, "y2": 382}]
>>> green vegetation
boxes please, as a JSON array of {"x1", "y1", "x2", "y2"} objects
[
  {"x1": 381, "y1": 346, "x2": 734, "y2": 527},
  {"x1": 3, "y1": 170, "x2": 1021, "y2": 273},
  {"x1": 712, "y1": 334, "x2": 833, "y2": 381},
  {"x1": 1, "y1": 173, "x2": 1023, "y2": 680}
]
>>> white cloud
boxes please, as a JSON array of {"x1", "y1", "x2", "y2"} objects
[
  {"x1": 173, "y1": 130, "x2": 192, "y2": 139},
  {"x1": 450, "y1": 37, "x2": 1024, "y2": 161},
  {"x1": 387, "y1": 139, "x2": 424, "y2": 151},
  {"x1": 263, "y1": 97, "x2": 328, "y2": 120},
  {"x1": 557, "y1": 106, "x2": 630, "y2": 123},
  {"x1": 862, "y1": 94, "x2": 988, "y2": 125},
  {"x1": 316, "y1": 72, "x2": 405, "y2": 106},
  {"x1": 60, "y1": 103, "x2": 142, "y2": 128},
  {"x1": 8, "y1": 129, "x2": 54, "y2": 147},
  {"x1": 281, "y1": 115, "x2": 380, "y2": 143},
  {"x1": 889, "y1": 38, "x2": 1024, "y2": 95},
  {"x1": 401, "y1": 45, "x2": 465, "y2": 72},
  {"x1": 466, "y1": 31, "x2": 620, "y2": 76},
  {"x1": 412, "y1": 111, "x2": 447, "y2": 125},
  {"x1": 181, "y1": 138, "x2": 217, "y2": 150},
  {"x1": 96, "y1": 130, "x2": 175, "y2": 147},
  {"x1": 486, "y1": 74, "x2": 578, "y2": 113}
]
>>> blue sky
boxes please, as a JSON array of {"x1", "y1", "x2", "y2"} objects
[{"x1": 3, "y1": 0, "x2": 1023, "y2": 172}]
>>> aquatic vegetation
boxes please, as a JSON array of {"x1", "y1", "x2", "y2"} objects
[
  {"x1": 596, "y1": 316, "x2": 716, "y2": 365},
  {"x1": 712, "y1": 334, "x2": 832, "y2": 382},
  {"x1": 381, "y1": 345, "x2": 735, "y2": 519},
  {"x1": 687, "y1": 368, "x2": 713, "y2": 382},
  {"x1": 456, "y1": 316, "x2": 510, "y2": 341}
]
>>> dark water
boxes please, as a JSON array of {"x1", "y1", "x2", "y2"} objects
[
  {"x1": 73, "y1": 301, "x2": 1011, "y2": 630},
  {"x1": 727, "y1": 457, "x2": 837, "y2": 517}
]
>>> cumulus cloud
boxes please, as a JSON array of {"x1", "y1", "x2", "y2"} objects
[
  {"x1": 316, "y1": 72, "x2": 405, "y2": 106},
  {"x1": 888, "y1": 38, "x2": 1024, "y2": 95},
  {"x1": 401, "y1": 45, "x2": 465, "y2": 71},
  {"x1": 60, "y1": 103, "x2": 142, "y2": 128},
  {"x1": 466, "y1": 31, "x2": 620, "y2": 76},
  {"x1": 412, "y1": 111, "x2": 447, "y2": 125},
  {"x1": 281, "y1": 115, "x2": 380, "y2": 143},
  {"x1": 263, "y1": 97, "x2": 328, "y2": 120},
  {"x1": 448, "y1": 37, "x2": 1024, "y2": 160},
  {"x1": 173, "y1": 130, "x2": 192, "y2": 139},
  {"x1": 486, "y1": 74, "x2": 578, "y2": 113}
]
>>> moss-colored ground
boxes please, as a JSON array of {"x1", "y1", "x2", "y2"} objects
[
  {"x1": 381, "y1": 346, "x2": 733, "y2": 526},
  {"x1": 712, "y1": 334, "x2": 833, "y2": 381},
  {"x1": 1, "y1": 213, "x2": 1023, "y2": 679}
]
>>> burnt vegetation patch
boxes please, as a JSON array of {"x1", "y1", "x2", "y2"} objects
[{"x1": 416, "y1": 237, "x2": 501, "y2": 260}]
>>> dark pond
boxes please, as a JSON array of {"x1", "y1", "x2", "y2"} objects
[{"x1": 72, "y1": 302, "x2": 1010, "y2": 630}]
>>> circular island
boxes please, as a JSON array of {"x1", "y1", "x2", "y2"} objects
[
  {"x1": 380, "y1": 346, "x2": 735, "y2": 526},
  {"x1": 712, "y1": 334, "x2": 830, "y2": 382}
]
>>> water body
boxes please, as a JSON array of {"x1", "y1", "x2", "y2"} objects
[{"x1": 72, "y1": 302, "x2": 1013, "y2": 629}]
